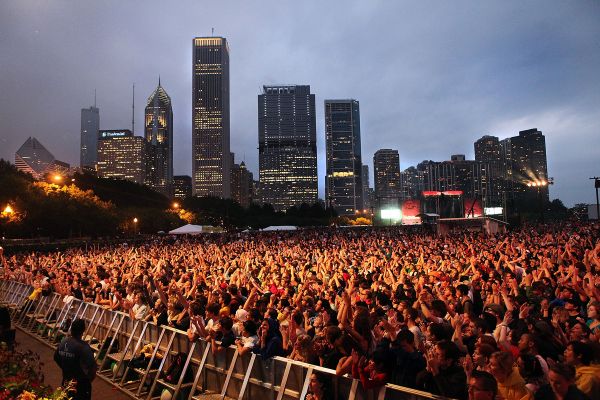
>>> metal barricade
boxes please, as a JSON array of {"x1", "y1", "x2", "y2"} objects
[{"x1": 1, "y1": 281, "x2": 451, "y2": 400}]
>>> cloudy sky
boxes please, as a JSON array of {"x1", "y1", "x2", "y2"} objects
[{"x1": 1, "y1": 1, "x2": 599, "y2": 206}]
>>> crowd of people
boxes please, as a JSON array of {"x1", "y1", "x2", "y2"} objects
[{"x1": 2, "y1": 221, "x2": 600, "y2": 400}]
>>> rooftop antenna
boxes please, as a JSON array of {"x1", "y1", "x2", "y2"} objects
[
  {"x1": 132, "y1": 83, "x2": 135, "y2": 134},
  {"x1": 158, "y1": 74, "x2": 161, "y2": 86},
  {"x1": 94, "y1": 89, "x2": 97, "y2": 108},
  {"x1": 211, "y1": 27, "x2": 214, "y2": 36}
]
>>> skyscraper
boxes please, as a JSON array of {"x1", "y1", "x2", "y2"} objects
[
  {"x1": 258, "y1": 85, "x2": 317, "y2": 211},
  {"x1": 173, "y1": 175, "x2": 192, "y2": 199},
  {"x1": 475, "y1": 135, "x2": 503, "y2": 207},
  {"x1": 144, "y1": 79, "x2": 173, "y2": 196},
  {"x1": 15, "y1": 137, "x2": 70, "y2": 179},
  {"x1": 373, "y1": 149, "x2": 401, "y2": 208},
  {"x1": 501, "y1": 128, "x2": 549, "y2": 202},
  {"x1": 362, "y1": 165, "x2": 373, "y2": 210},
  {"x1": 80, "y1": 105, "x2": 99, "y2": 169},
  {"x1": 324, "y1": 100, "x2": 363, "y2": 215},
  {"x1": 192, "y1": 37, "x2": 230, "y2": 198},
  {"x1": 97, "y1": 130, "x2": 147, "y2": 185},
  {"x1": 231, "y1": 160, "x2": 254, "y2": 208}
]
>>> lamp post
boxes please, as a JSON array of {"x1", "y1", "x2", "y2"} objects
[{"x1": 133, "y1": 217, "x2": 138, "y2": 236}]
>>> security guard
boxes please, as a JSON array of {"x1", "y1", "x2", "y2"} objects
[{"x1": 54, "y1": 318, "x2": 97, "y2": 400}]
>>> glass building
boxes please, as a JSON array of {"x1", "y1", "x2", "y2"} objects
[
  {"x1": 80, "y1": 105, "x2": 99, "y2": 169},
  {"x1": 144, "y1": 80, "x2": 173, "y2": 196},
  {"x1": 173, "y1": 175, "x2": 192, "y2": 199},
  {"x1": 258, "y1": 85, "x2": 317, "y2": 211},
  {"x1": 324, "y1": 100, "x2": 363, "y2": 215},
  {"x1": 15, "y1": 137, "x2": 69, "y2": 179},
  {"x1": 501, "y1": 128, "x2": 549, "y2": 202},
  {"x1": 373, "y1": 149, "x2": 401, "y2": 208},
  {"x1": 192, "y1": 37, "x2": 230, "y2": 198},
  {"x1": 474, "y1": 135, "x2": 503, "y2": 207},
  {"x1": 97, "y1": 130, "x2": 147, "y2": 184}
]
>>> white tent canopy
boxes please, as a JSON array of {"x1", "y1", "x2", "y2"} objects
[
  {"x1": 169, "y1": 224, "x2": 209, "y2": 235},
  {"x1": 261, "y1": 225, "x2": 298, "y2": 231}
]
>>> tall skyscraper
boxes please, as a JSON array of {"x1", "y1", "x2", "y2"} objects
[
  {"x1": 15, "y1": 137, "x2": 70, "y2": 179},
  {"x1": 324, "y1": 100, "x2": 363, "y2": 215},
  {"x1": 97, "y1": 130, "x2": 147, "y2": 185},
  {"x1": 144, "y1": 79, "x2": 173, "y2": 196},
  {"x1": 362, "y1": 165, "x2": 373, "y2": 210},
  {"x1": 501, "y1": 128, "x2": 549, "y2": 202},
  {"x1": 475, "y1": 135, "x2": 503, "y2": 207},
  {"x1": 258, "y1": 85, "x2": 317, "y2": 211},
  {"x1": 231, "y1": 160, "x2": 254, "y2": 208},
  {"x1": 192, "y1": 37, "x2": 230, "y2": 198},
  {"x1": 80, "y1": 105, "x2": 99, "y2": 169},
  {"x1": 373, "y1": 149, "x2": 401, "y2": 208}
]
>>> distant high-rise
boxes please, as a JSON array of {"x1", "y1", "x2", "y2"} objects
[
  {"x1": 80, "y1": 105, "x2": 99, "y2": 169},
  {"x1": 417, "y1": 157, "x2": 488, "y2": 200},
  {"x1": 97, "y1": 130, "x2": 147, "y2": 185},
  {"x1": 231, "y1": 160, "x2": 254, "y2": 208},
  {"x1": 474, "y1": 135, "x2": 503, "y2": 207},
  {"x1": 324, "y1": 100, "x2": 363, "y2": 215},
  {"x1": 192, "y1": 37, "x2": 230, "y2": 198},
  {"x1": 501, "y1": 128, "x2": 549, "y2": 201},
  {"x1": 15, "y1": 137, "x2": 70, "y2": 179},
  {"x1": 259, "y1": 85, "x2": 317, "y2": 211},
  {"x1": 173, "y1": 175, "x2": 192, "y2": 199},
  {"x1": 144, "y1": 80, "x2": 173, "y2": 196},
  {"x1": 400, "y1": 166, "x2": 425, "y2": 200},
  {"x1": 362, "y1": 165, "x2": 372, "y2": 210},
  {"x1": 373, "y1": 149, "x2": 401, "y2": 208}
]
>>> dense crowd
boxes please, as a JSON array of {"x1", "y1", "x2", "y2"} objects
[{"x1": 2, "y1": 221, "x2": 600, "y2": 400}]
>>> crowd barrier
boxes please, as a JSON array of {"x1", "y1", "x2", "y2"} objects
[{"x1": 0, "y1": 280, "x2": 450, "y2": 400}]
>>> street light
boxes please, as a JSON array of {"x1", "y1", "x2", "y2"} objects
[
  {"x1": 172, "y1": 202, "x2": 180, "y2": 209},
  {"x1": 3, "y1": 205, "x2": 14, "y2": 215},
  {"x1": 133, "y1": 217, "x2": 138, "y2": 236},
  {"x1": 53, "y1": 175, "x2": 63, "y2": 183}
]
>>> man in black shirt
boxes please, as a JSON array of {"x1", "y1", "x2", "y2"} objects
[{"x1": 54, "y1": 318, "x2": 97, "y2": 400}]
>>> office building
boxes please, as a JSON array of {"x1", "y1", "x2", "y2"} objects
[
  {"x1": 192, "y1": 37, "x2": 230, "y2": 198},
  {"x1": 373, "y1": 149, "x2": 401, "y2": 208},
  {"x1": 501, "y1": 128, "x2": 549, "y2": 202},
  {"x1": 362, "y1": 165, "x2": 373, "y2": 210},
  {"x1": 144, "y1": 80, "x2": 173, "y2": 196},
  {"x1": 80, "y1": 105, "x2": 100, "y2": 169},
  {"x1": 417, "y1": 157, "x2": 488, "y2": 200},
  {"x1": 474, "y1": 135, "x2": 503, "y2": 207},
  {"x1": 15, "y1": 137, "x2": 70, "y2": 179},
  {"x1": 173, "y1": 175, "x2": 192, "y2": 199},
  {"x1": 97, "y1": 130, "x2": 147, "y2": 184},
  {"x1": 258, "y1": 85, "x2": 317, "y2": 211},
  {"x1": 324, "y1": 100, "x2": 363, "y2": 215},
  {"x1": 400, "y1": 166, "x2": 425, "y2": 200},
  {"x1": 231, "y1": 160, "x2": 254, "y2": 208}
]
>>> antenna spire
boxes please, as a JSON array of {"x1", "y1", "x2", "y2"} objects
[
  {"x1": 211, "y1": 27, "x2": 214, "y2": 36},
  {"x1": 94, "y1": 89, "x2": 97, "y2": 108},
  {"x1": 158, "y1": 75, "x2": 161, "y2": 86},
  {"x1": 132, "y1": 83, "x2": 135, "y2": 134}
]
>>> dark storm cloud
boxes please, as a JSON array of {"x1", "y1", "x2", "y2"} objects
[{"x1": 1, "y1": 1, "x2": 598, "y2": 206}]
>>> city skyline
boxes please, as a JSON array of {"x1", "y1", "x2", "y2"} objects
[{"x1": 1, "y1": 1, "x2": 599, "y2": 206}]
